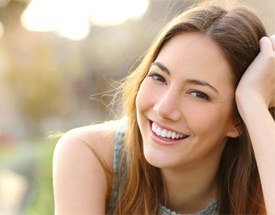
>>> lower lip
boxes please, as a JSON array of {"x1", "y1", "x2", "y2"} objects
[{"x1": 149, "y1": 123, "x2": 187, "y2": 146}]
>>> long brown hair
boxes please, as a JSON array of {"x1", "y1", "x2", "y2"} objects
[{"x1": 113, "y1": 1, "x2": 272, "y2": 214}]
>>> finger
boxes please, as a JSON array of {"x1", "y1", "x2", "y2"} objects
[
  {"x1": 259, "y1": 36, "x2": 273, "y2": 53},
  {"x1": 270, "y1": 35, "x2": 275, "y2": 51}
]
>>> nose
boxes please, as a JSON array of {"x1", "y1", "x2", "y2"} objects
[{"x1": 153, "y1": 89, "x2": 181, "y2": 121}]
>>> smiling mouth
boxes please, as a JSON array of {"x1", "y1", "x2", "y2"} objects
[{"x1": 151, "y1": 122, "x2": 189, "y2": 140}]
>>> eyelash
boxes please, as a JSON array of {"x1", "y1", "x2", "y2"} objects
[
  {"x1": 188, "y1": 90, "x2": 211, "y2": 101},
  {"x1": 147, "y1": 71, "x2": 211, "y2": 101},
  {"x1": 147, "y1": 72, "x2": 167, "y2": 84}
]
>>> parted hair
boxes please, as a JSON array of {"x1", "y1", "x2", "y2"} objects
[{"x1": 113, "y1": 1, "x2": 273, "y2": 214}]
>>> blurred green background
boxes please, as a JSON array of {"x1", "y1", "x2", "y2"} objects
[{"x1": 0, "y1": 0, "x2": 274, "y2": 214}]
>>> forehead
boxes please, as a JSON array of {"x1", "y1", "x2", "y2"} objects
[{"x1": 155, "y1": 32, "x2": 234, "y2": 87}]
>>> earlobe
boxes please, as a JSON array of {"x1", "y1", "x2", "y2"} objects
[{"x1": 226, "y1": 122, "x2": 241, "y2": 138}]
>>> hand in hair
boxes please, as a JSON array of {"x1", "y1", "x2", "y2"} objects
[
  {"x1": 236, "y1": 35, "x2": 275, "y2": 108},
  {"x1": 235, "y1": 35, "x2": 275, "y2": 215}
]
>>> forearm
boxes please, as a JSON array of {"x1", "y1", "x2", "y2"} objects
[{"x1": 237, "y1": 99, "x2": 275, "y2": 213}]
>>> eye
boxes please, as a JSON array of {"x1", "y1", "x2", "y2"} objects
[
  {"x1": 188, "y1": 90, "x2": 211, "y2": 101},
  {"x1": 147, "y1": 72, "x2": 167, "y2": 84}
]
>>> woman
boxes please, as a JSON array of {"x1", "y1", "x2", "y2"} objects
[{"x1": 53, "y1": 1, "x2": 275, "y2": 214}]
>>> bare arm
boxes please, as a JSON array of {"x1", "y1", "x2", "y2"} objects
[
  {"x1": 53, "y1": 122, "x2": 117, "y2": 214},
  {"x1": 236, "y1": 36, "x2": 275, "y2": 213}
]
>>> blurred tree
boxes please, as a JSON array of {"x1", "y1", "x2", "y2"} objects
[{"x1": 1, "y1": 0, "x2": 273, "y2": 139}]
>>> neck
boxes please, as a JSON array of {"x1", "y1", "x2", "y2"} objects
[{"x1": 161, "y1": 159, "x2": 220, "y2": 214}]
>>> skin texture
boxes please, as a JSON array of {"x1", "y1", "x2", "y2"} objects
[
  {"x1": 53, "y1": 121, "x2": 119, "y2": 214},
  {"x1": 52, "y1": 33, "x2": 275, "y2": 214},
  {"x1": 135, "y1": 32, "x2": 239, "y2": 213}
]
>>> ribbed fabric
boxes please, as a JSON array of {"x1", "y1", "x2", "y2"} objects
[
  {"x1": 107, "y1": 119, "x2": 125, "y2": 215},
  {"x1": 159, "y1": 200, "x2": 218, "y2": 215}
]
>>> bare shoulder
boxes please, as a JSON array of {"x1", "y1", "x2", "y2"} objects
[
  {"x1": 53, "y1": 119, "x2": 122, "y2": 214},
  {"x1": 55, "y1": 119, "x2": 121, "y2": 162},
  {"x1": 54, "y1": 119, "x2": 121, "y2": 172}
]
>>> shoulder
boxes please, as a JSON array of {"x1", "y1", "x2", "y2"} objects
[
  {"x1": 53, "y1": 119, "x2": 122, "y2": 214},
  {"x1": 54, "y1": 119, "x2": 121, "y2": 170}
]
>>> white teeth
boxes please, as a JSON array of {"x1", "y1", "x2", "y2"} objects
[
  {"x1": 160, "y1": 130, "x2": 167, "y2": 138},
  {"x1": 151, "y1": 122, "x2": 187, "y2": 140},
  {"x1": 156, "y1": 127, "x2": 161, "y2": 136},
  {"x1": 171, "y1": 132, "x2": 176, "y2": 139}
]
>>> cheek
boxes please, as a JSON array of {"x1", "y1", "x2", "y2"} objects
[
  {"x1": 136, "y1": 81, "x2": 146, "y2": 113},
  {"x1": 136, "y1": 80, "x2": 157, "y2": 113},
  {"x1": 182, "y1": 102, "x2": 234, "y2": 136}
]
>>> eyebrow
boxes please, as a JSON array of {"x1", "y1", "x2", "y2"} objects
[
  {"x1": 151, "y1": 62, "x2": 170, "y2": 75},
  {"x1": 185, "y1": 79, "x2": 219, "y2": 94},
  {"x1": 151, "y1": 61, "x2": 219, "y2": 94}
]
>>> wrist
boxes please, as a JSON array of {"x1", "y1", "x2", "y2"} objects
[
  {"x1": 235, "y1": 89, "x2": 268, "y2": 108},
  {"x1": 235, "y1": 91, "x2": 268, "y2": 120}
]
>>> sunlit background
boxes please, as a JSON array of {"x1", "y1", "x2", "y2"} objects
[{"x1": 0, "y1": 0, "x2": 274, "y2": 214}]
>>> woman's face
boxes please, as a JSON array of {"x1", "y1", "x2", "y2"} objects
[{"x1": 136, "y1": 32, "x2": 239, "y2": 170}]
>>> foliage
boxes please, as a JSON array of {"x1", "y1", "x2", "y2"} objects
[{"x1": 26, "y1": 138, "x2": 56, "y2": 215}]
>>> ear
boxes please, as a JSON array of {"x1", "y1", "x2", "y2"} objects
[{"x1": 226, "y1": 121, "x2": 241, "y2": 138}]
